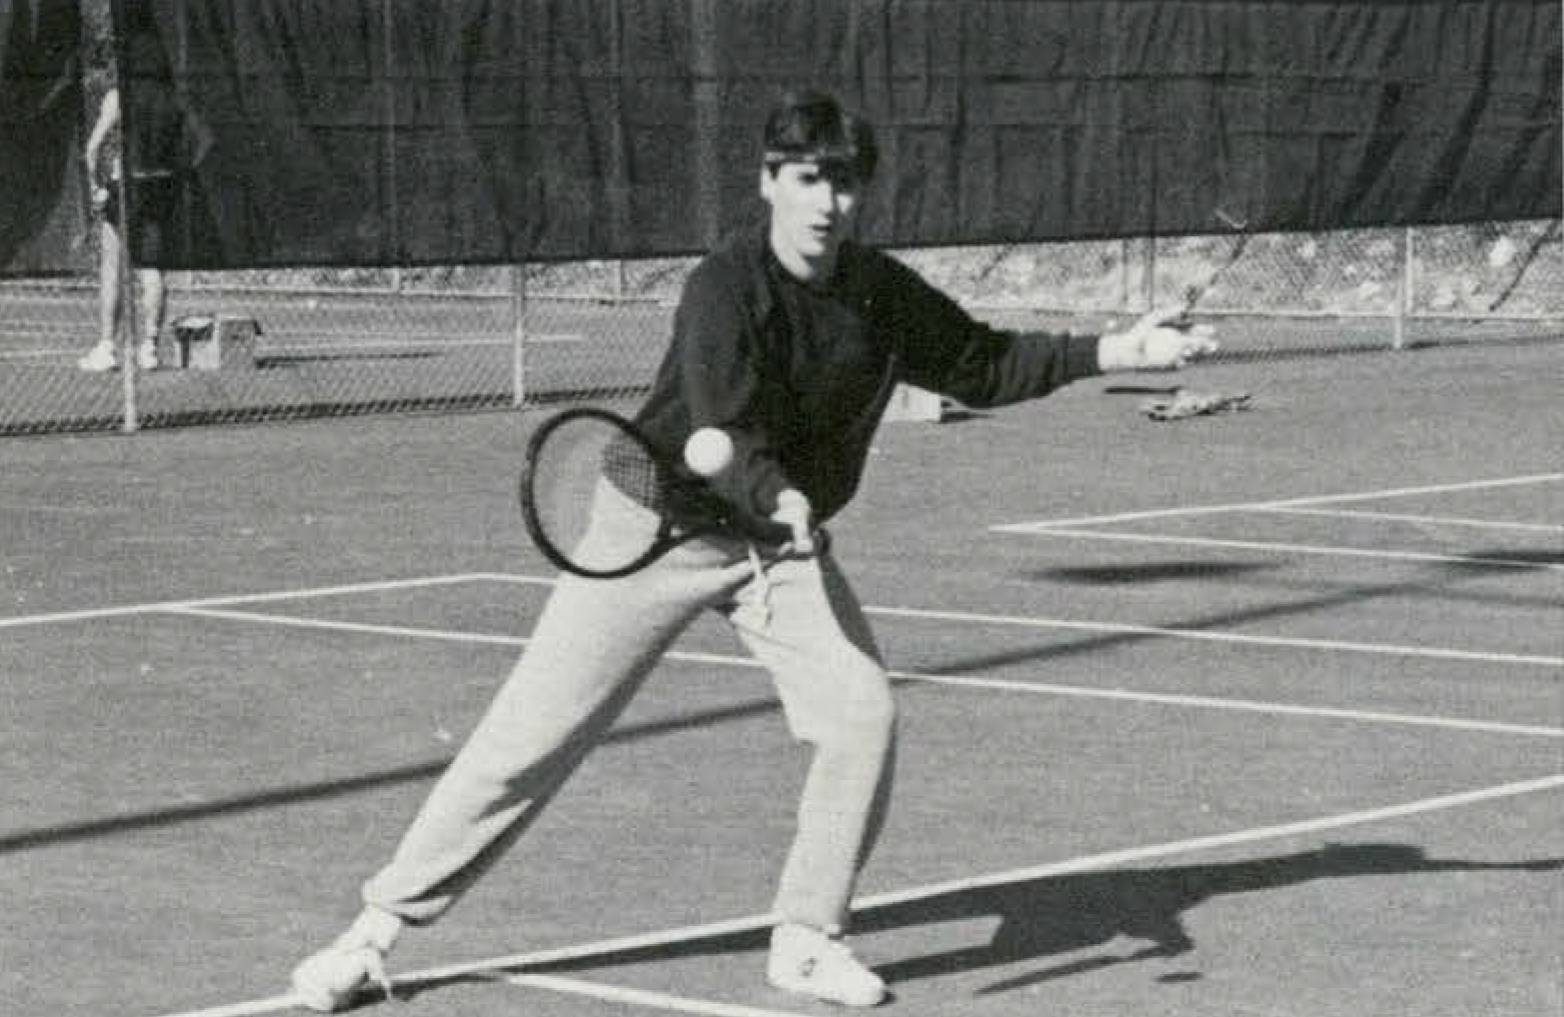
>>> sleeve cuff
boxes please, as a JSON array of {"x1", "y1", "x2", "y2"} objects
[{"x1": 1067, "y1": 333, "x2": 1104, "y2": 380}]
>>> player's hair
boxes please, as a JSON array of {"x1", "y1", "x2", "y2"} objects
[{"x1": 762, "y1": 90, "x2": 878, "y2": 183}]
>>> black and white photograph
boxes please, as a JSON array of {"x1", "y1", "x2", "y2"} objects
[{"x1": 2, "y1": 3, "x2": 1560, "y2": 1016}]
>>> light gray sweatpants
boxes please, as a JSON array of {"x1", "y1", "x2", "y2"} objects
[{"x1": 362, "y1": 479, "x2": 896, "y2": 934}]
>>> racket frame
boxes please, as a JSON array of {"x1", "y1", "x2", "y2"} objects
[{"x1": 519, "y1": 406, "x2": 717, "y2": 580}]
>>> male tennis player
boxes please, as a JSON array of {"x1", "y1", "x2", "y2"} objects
[{"x1": 290, "y1": 89, "x2": 1216, "y2": 1011}]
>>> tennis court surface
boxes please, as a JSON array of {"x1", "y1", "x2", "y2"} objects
[{"x1": 2, "y1": 330, "x2": 1559, "y2": 1017}]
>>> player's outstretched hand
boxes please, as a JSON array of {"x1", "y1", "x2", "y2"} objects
[{"x1": 1097, "y1": 306, "x2": 1219, "y2": 372}]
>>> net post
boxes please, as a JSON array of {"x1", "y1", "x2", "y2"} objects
[{"x1": 510, "y1": 263, "x2": 527, "y2": 408}]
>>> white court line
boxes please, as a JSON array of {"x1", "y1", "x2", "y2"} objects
[
  {"x1": 1254, "y1": 505, "x2": 1564, "y2": 534},
  {"x1": 475, "y1": 573, "x2": 1563, "y2": 665},
  {"x1": 996, "y1": 472, "x2": 1564, "y2": 529},
  {"x1": 988, "y1": 526, "x2": 1564, "y2": 572},
  {"x1": 896, "y1": 672, "x2": 1564, "y2": 739},
  {"x1": 159, "y1": 605, "x2": 1563, "y2": 737},
  {"x1": 868, "y1": 602, "x2": 1562, "y2": 667},
  {"x1": 168, "y1": 605, "x2": 528, "y2": 648},
  {"x1": 849, "y1": 773, "x2": 1564, "y2": 911},
  {"x1": 7, "y1": 564, "x2": 1558, "y2": 719},
  {"x1": 146, "y1": 773, "x2": 1564, "y2": 1017},
  {"x1": 172, "y1": 598, "x2": 1564, "y2": 676},
  {"x1": 0, "y1": 572, "x2": 497, "y2": 630},
  {"x1": 504, "y1": 974, "x2": 815, "y2": 1017}
]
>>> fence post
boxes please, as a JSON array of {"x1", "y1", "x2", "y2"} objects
[
  {"x1": 690, "y1": 0, "x2": 721, "y2": 248},
  {"x1": 1142, "y1": 236, "x2": 1158, "y2": 312},
  {"x1": 1392, "y1": 226, "x2": 1413, "y2": 350},
  {"x1": 510, "y1": 263, "x2": 527, "y2": 407},
  {"x1": 1118, "y1": 238, "x2": 1132, "y2": 312},
  {"x1": 119, "y1": 280, "x2": 139, "y2": 433},
  {"x1": 113, "y1": 169, "x2": 139, "y2": 433}
]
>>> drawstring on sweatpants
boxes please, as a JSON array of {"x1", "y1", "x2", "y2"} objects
[{"x1": 732, "y1": 542, "x2": 773, "y2": 629}]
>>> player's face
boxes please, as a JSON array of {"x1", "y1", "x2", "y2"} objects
[{"x1": 761, "y1": 159, "x2": 863, "y2": 278}]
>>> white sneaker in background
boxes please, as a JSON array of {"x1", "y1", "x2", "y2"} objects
[
  {"x1": 135, "y1": 339, "x2": 159, "y2": 371},
  {"x1": 77, "y1": 341, "x2": 116, "y2": 372}
]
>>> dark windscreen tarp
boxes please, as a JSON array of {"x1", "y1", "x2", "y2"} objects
[
  {"x1": 119, "y1": 0, "x2": 1562, "y2": 269},
  {"x1": 0, "y1": 0, "x2": 87, "y2": 276}
]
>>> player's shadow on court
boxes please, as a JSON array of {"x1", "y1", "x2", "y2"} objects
[
  {"x1": 856, "y1": 843, "x2": 1561, "y2": 994},
  {"x1": 1034, "y1": 561, "x2": 1273, "y2": 584},
  {"x1": 522, "y1": 843, "x2": 1559, "y2": 997},
  {"x1": 1444, "y1": 547, "x2": 1564, "y2": 570}
]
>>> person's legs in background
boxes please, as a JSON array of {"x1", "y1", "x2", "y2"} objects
[
  {"x1": 134, "y1": 265, "x2": 164, "y2": 370},
  {"x1": 77, "y1": 217, "x2": 122, "y2": 372},
  {"x1": 80, "y1": 183, "x2": 169, "y2": 372}
]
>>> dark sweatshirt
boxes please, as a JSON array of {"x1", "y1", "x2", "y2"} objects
[{"x1": 630, "y1": 223, "x2": 1103, "y2": 542}]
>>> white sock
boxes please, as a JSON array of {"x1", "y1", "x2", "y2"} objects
[{"x1": 344, "y1": 906, "x2": 402, "y2": 953}]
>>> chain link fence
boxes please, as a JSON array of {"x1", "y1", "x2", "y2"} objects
[{"x1": 2, "y1": 220, "x2": 1559, "y2": 436}]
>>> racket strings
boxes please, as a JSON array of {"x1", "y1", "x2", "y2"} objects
[
  {"x1": 600, "y1": 434, "x2": 665, "y2": 508},
  {"x1": 601, "y1": 433, "x2": 720, "y2": 525}
]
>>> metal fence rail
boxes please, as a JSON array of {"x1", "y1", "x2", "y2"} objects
[{"x1": 2, "y1": 221, "x2": 1559, "y2": 437}]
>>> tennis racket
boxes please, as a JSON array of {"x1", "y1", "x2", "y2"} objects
[
  {"x1": 518, "y1": 407, "x2": 732, "y2": 579},
  {"x1": 1177, "y1": 211, "x2": 1252, "y2": 323}
]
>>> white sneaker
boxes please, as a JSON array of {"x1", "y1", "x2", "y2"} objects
[
  {"x1": 290, "y1": 908, "x2": 402, "y2": 1012},
  {"x1": 135, "y1": 339, "x2": 159, "y2": 371},
  {"x1": 766, "y1": 923, "x2": 886, "y2": 1007},
  {"x1": 77, "y1": 341, "x2": 116, "y2": 372}
]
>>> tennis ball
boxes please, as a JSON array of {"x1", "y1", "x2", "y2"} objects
[{"x1": 683, "y1": 427, "x2": 734, "y2": 477}]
